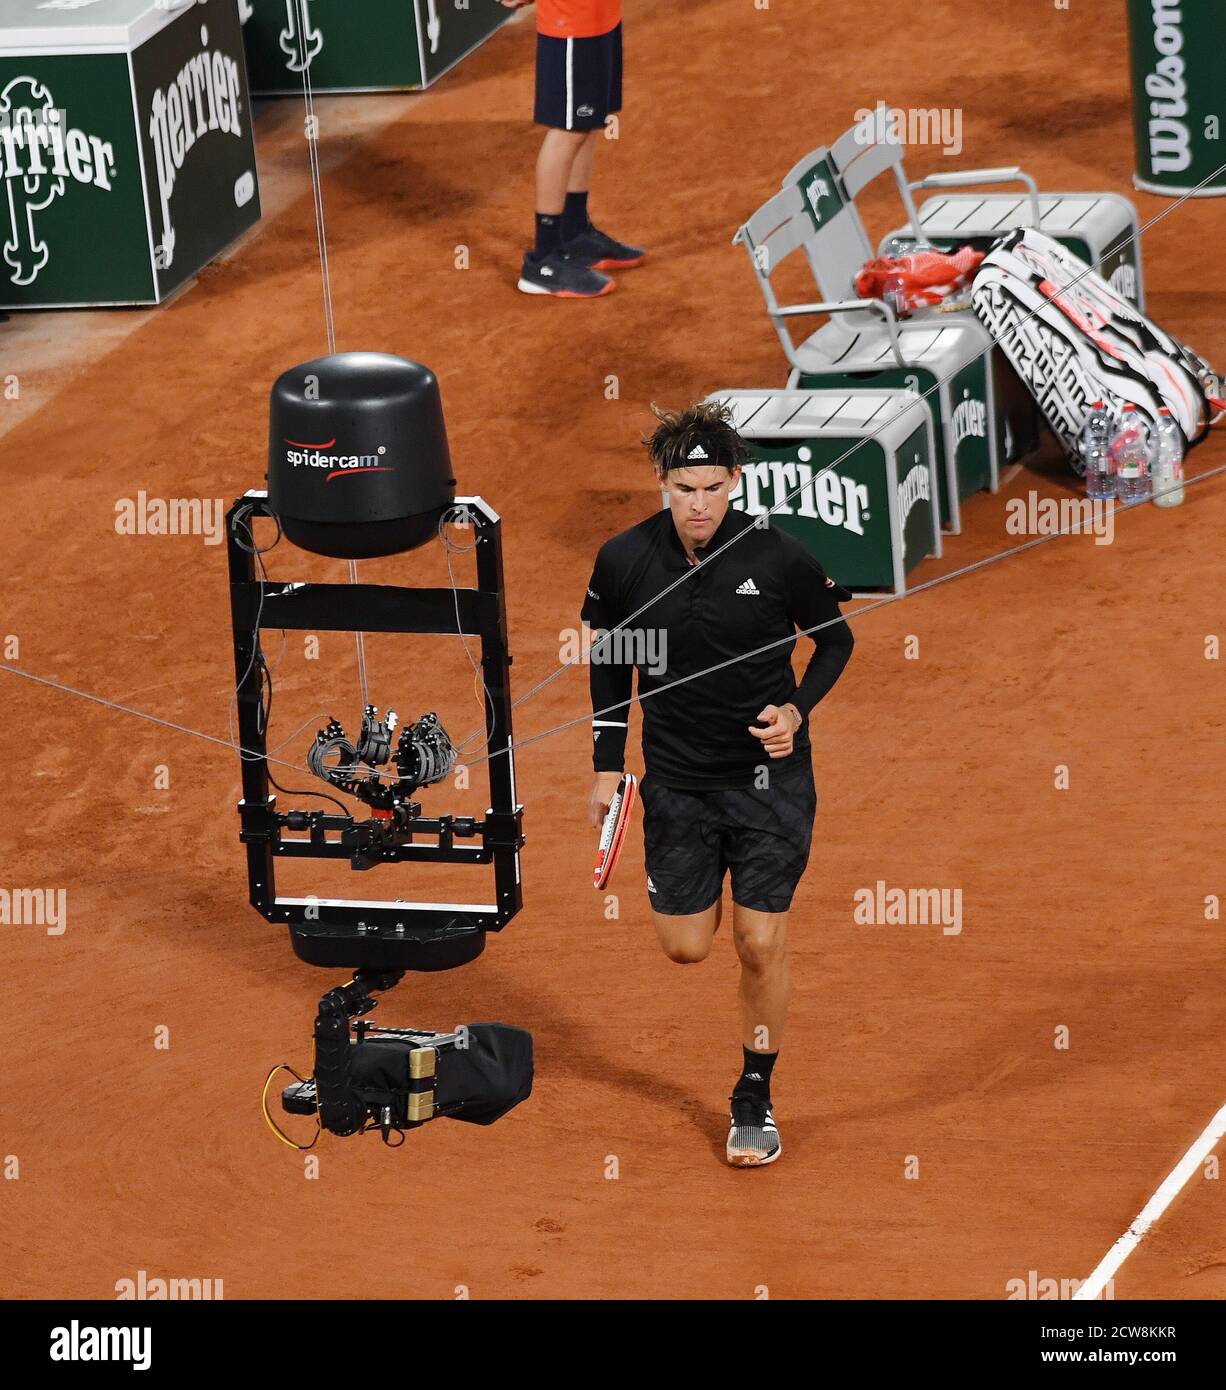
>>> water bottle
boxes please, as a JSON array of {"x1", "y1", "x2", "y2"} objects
[
  {"x1": 880, "y1": 233, "x2": 939, "y2": 259},
  {"x1": 882, "y1": 271, "x2": 909, "y2": 319},
  {"x1": 1110, "y1": 404, "x2": 1153, "y2": 505},
  {"x1": 1078, "y1": 400, "x2": 1115, "y2": 499},
  {"x1": 1151, "y1": 407, "x2": 1186, "y2": 508}
]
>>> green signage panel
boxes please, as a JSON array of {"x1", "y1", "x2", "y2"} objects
[
  {"x1": 241, "y1": 0, "x2": 513, "y2": 94},
  {"x1": 0, "y1": 0, "x2": 260, "y2": 308},
  {"x1": 1127, "y1": 0, "x2": 1225, "y2": 196},
  {"x1": 0, "y1": 56, "x2": 154, "y2": 303},
  {"x1": 729, "y1": 424, "x2": 937, "y2": 593}
]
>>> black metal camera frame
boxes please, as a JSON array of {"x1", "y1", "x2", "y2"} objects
[{"x1": 226, "y1": 493, "x2": 524, "y2": 971}]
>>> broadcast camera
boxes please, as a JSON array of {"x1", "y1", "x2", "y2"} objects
[{"x1": 227, "y1": 352, "x2": 531, "y2": 1146}]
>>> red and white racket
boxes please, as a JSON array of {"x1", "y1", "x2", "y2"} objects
[{"x1": 593, "y1": 773, "x2": 637, "y2": 891}]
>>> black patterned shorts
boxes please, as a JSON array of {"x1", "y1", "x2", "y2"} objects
[{"x1": 640, "y1": 763, "x2": 817, "y2": 916}]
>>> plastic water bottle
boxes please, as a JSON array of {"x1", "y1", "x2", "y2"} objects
[
  {"x1": 1078, "y1": 400, "x2": 1115, "y2": 499},
  {"x1": 1151, "y1": 407, "x2": 1186, "y2": 508},
  {"x1": 1110, "y1": 405, "x2": 1153, "y2": 505},
  {"x1": 882, "y1": 272, "x2": 908, "y2": 318},
  {"x1": 880, "y1": 233, "x2": 939, "y2": 259}
]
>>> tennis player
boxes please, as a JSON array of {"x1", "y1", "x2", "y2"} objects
[
  {"x1": 501, "y1": 0, "x2": 645, "y2": 297},
  {"x1": 581, "y1": 401, "x2": 854, "y2": 1166}
]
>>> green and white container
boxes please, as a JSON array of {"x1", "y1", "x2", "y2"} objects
[
  {"x1": 705, "y1": 390, "x2": 942, "y2": 596},
  {"x1": 240, "y1": 0, "x2": 513, "y2": 94},
  {"x1": 1127, "y1": 0, "x2": 1226, "y2": 197},
  {"x1": 0, "y1": 0, "x2": 260, "y2": 308}
]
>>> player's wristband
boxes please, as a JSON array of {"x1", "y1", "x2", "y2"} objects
[{"x1": 592, "y1": 719, "x2": 628, "y2": 772}]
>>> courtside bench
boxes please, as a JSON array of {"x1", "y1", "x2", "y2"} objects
[
  {"x1": 0, "y1": 0, "x2": 260, "y2": 308},
  {"x1": 883, "y1": 190, "x2": 1145, "y2": 309},
  {"x1": 706, "y1": 389, "x2": 942, "y2": 596}
]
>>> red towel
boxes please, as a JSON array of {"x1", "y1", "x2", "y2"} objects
[{"x1": 855, "y1": 245, "x2": 984, "y2": 311}]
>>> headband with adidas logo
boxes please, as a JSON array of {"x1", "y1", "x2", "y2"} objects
[{"x1": 686, "y1": 443, "x2": 709, "y2": 460}]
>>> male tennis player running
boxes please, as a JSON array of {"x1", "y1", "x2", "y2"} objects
[{"x1": 581, "y1": 401, "x2": 854, "y2": 1166}]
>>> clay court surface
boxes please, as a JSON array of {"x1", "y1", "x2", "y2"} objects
[{"x1": 3, "y1": 1, "x2": 1224, "y2": 1300}]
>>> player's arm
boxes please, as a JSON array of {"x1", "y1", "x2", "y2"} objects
[
  {"x1": 750, "y1": 545, "x2": 854, "y2": 759},
  {"x1": 587, "y1": 641, "x2": 632, "y2": 825},
  {"x1": 787, "y1": 545, "x2": 854, "y2": 717},
  {"x1": 581, "y1": 547, "x2": 633, "y2": 826}
]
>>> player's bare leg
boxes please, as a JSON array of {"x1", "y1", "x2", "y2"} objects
[
  {"x1": 561, "y1": 128, "x2": 645, "y2": 270},
  {"x1": 652, "y1": 900, "x2": 721, "y2": 964},
  {"x1": 727, "y1": 905, "x2": 788, "y2": 1167},
  {"x1": 566, "y1": 128, "x2": 600, "y2": 197},
  {"x1": 520, "y1": 129, "x2": 613, "y2": 297},
  {"x1": 535, "y1": 127, "x2": 589, "y2": 215},
  {"x1": 733, "y1": 906, "x2": 789, "y2": 1053}
]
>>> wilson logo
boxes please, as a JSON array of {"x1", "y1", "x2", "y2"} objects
[{"x1": 1141, "y1": 0, "x2": 1192, "y2": 175}]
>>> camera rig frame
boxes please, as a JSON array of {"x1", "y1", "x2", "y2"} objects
[{"x1": 226, "y1": 493, "x2": 524, "y2": 972}]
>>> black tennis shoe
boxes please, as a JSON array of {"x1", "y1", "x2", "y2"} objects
[
  {"x1": 563, "y1": 225, "x2": 646, "y2": 270},
  {"x1": 518, "y1": 249, "x2": 613, "y2": 298}
]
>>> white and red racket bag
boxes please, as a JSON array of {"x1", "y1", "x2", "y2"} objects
[{"x1": 971, "y1": 228, "x2": 1222, "y2": 472}]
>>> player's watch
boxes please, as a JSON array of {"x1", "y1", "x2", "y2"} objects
[{"x1": 782, "y1": 703, "x2": 803, "y2": 733}]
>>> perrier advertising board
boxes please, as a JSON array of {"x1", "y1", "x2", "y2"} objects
[
  {"x1": 0, "y1": 0, "x2": 261, "y2": 308},
  {"x1": 240, "y1": 0, "x2": 514, "y2": 94}
]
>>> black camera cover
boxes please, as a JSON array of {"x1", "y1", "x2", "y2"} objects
[{"x1": 350, "y1": 1024, "x2": 533, "y2": 1126}]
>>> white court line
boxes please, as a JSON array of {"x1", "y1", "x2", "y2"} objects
[{"x1": 1073, "y1": 1099, "x2": 1226, "y2": 1299}]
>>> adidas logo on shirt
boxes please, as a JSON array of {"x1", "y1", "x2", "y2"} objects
[
  {"x1": 647, "y1": 875, "x2": 656, "y2": 893},
  {"x1": 735, "y1": 578, "x2": 760, "y2": 595},
  {"x1": 686, "y1": 444, "x2": 708, "y2": 460}
]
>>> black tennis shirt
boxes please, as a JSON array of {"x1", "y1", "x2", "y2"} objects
[{"x1": 581, "y1": 507, "x2": 854, "y2": 790}]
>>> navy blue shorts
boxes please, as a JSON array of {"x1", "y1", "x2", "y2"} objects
[
  {"x1": 534, "y1": 23, "x2": 622, "y2": 131},
  {"x1": 640, "y1": 763, "x2": 818, "y2": 917}
]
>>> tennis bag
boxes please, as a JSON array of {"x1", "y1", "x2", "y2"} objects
[{"x1": 971, "y1": 227, "x2": 1223, "y2": 473}]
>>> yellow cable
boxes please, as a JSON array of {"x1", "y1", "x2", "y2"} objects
[{"x1": 261, "y1": 1063, "x2": 321, "y2": 1151}]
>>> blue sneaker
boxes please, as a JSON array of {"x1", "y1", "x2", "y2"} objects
[
  {"x1": 564, "y1": 225, "x2": 646, "y2": 270},
  {"x1": 518, "y1": 249, "x2": 613, "y2": 298}
]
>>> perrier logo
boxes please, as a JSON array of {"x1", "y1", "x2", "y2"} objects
[
  {"x1": 0, "y1": 75, "x2": 116, "y2": 287},
  {"x1": 147, "y1": 23, "x2": 246, "y2": 270}
]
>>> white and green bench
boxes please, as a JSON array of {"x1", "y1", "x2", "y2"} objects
[
  {"x1": 733, "y1": 172, "x2": 1001, "y2": 536},
  {"x1": 706, "y1": 388, "x2": 942, "y2": 596},
  {"x1": 817, "y1": 118, "x2": 1145, "y2": 309}
]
